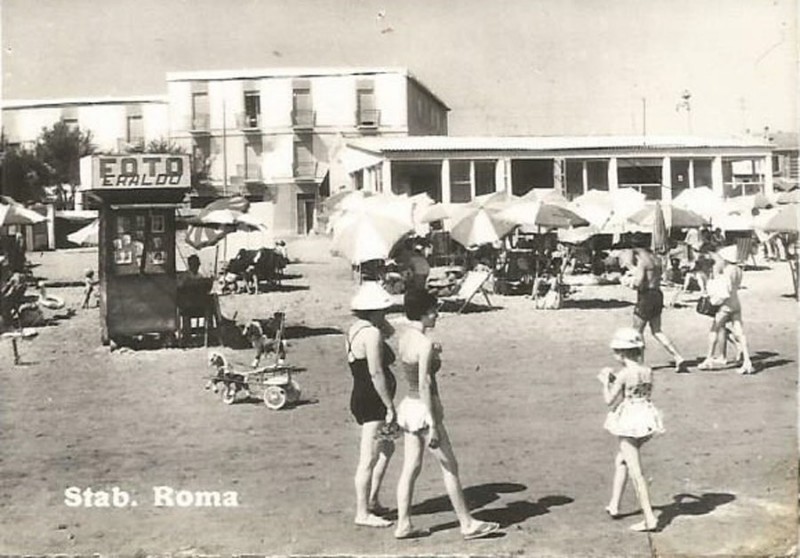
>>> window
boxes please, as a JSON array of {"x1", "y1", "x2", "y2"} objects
[
  {"x1": 450, "y1": 161, "x2": 471, "y2": 203},
  {"x1": 618, "y1": 158, "x2": 662, "y2": 200},
  {"x1": 126, "y1": 115, "x2": 143, "y2": 144},
  {"x1": 62, "y1": 118, "x2": 79, "y2": 132},
  {"x1": 474, "y1": 161, "x2": 496, "y2": 196},
  {"x1": 565, "y1": 160, "x2": 584, "y2": 198},
  {"x1": 244, "y1": 91, "x2": 261, "y2": 126},
  {"x1": 293, "y1": 134, "x2": 315, "y2": 177},
  {"x1": 693, "y1": 159, "x2": 713, "y2": 188},
  {"x1": 192, "y1": 92, "x2": 209, "y2": 128},
  {"x1": 357, "y1": 83, "x2": 379, "y2": 126},
  {"x1": 586, "y1": 161, "x2": 609, "y2": 190},
  {"x1": 292, "y1": 86, "x2": 314, "y2": 126}
]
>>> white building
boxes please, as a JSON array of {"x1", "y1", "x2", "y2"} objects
[
  {"x1": 344, "y1": 135, "x2": 776, "y2": 203},
  {"x1": 2, "y1": 96, "x2": 169, "y2": 153},
  {"x1": 166, "y1": 67, "x2": 449, "y2": 235}
]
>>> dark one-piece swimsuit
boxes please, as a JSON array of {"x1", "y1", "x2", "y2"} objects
[{"x1": 347, "y1": 325, "x2": 397, "y2": 425}]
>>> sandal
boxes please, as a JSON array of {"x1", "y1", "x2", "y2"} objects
[
  {"x1": 355, "y1": 514, "x2": 393, "y2": 528},
  {"x1": 463, "y1": 521, "x2": 500, "y2": 540},
  {"x1": 629, "y1": 520, "x2": 658, "y2": 532},
  {"x1": 738, "y1": 364, "x2": 756, "y2": 375},
  {"x1": 697, "y1": 358, "x2": 723, "y2": 371},
  {"x1": 394, "y1": 527, "x2": 431, "y2": 540}
]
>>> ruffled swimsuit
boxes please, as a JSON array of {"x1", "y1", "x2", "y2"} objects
[
  {"x1": 603, "y1": 367, "x2": 664, "y2": 439},
  {"x1": 347, "y1": 324, "x2": 396, "y2": 425},
  {"x1": 397, "y1": 342, "x2": 443, "y2": 433}
]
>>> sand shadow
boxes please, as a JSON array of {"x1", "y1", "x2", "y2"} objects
[
  {"x1": 237, "y1": 395, "x2": 319, "y2": 408},
  {"x1": 750, "y1": 350, "x2": 794, "y2": 374},
  {"x1": 654, "y1": 492, "x2": 736, "y2": 530},
  {"x1": 472, "y1": 494, "x2": 574, "y2": 528},
  {"x1": 279, "y1": 272, "x2": 304, "y2": 280},
  {"x1": 780, "y1": 293, "x2": 798, "y2": 299},
  {"x1": 253, "y1": 284, "x2": 310, "y2": 293},
  {"x1": 562, "y1": 299, "x2": 633, "y2": 310},
  {"x1": 283, "y1": 325, "x2": 342, "y2": 340},
  {"x1": 409, "y1": 482, "x2": 527, "y2": 517}
]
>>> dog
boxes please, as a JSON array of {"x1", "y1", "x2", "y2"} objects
[{"x1": 243, "y1": 316, "x2": 287, "y2": 368}]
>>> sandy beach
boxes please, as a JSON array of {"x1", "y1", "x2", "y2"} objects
[{"x1": 0, "y1": 237, "x2": 796, "y2": 556}]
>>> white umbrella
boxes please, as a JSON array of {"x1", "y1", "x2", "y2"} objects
[
  {"x1": 331, "y1": 211, "x2": 413, "y2": 263},
  {"x1": 0, "y1": 197, "x2": 47, "y2": 227},
  {"x1": 67, "y1": 219, "x2": 99, "y2": 246},
  {"x1": 672, "y1": 187, "x2": 726, "y2": 221}
]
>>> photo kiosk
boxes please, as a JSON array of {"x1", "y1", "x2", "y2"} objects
[{"x1": 78, "y1": 154, "x2": 191, "y2": 345}]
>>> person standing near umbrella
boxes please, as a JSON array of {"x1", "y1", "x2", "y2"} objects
[
  {"x1": 629, "y1": 234, "x2": 687, "y2": 373},
  {"x1": 346, "y1": 282, "x2": 398, "y2": 528},
  {"x1": 698, "y1": 245, "x2": 755, "y2": 374}
]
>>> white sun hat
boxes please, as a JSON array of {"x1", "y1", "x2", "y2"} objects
[
  {"x1": 717, "y1": 244, "x2": 739, "y2": 264},
  {"x1": 609, "y1": 327, "x2": 645, "y2": 350},
  {"x1": 350, "y1": 282, "x2": 394, "y2": 311}
]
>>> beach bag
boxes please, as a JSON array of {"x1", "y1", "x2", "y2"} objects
[{"x1": 695, "y1": 296, "x2": 720, "y2": 317}]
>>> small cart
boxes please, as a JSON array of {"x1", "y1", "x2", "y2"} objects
[{"x1": 207, "y1": 353, "x2": 303, "y2": 410}]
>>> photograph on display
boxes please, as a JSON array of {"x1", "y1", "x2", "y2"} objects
[
  {"x1": 151, "y1": 214, "x2": 165, "y2": 233},
  {"x1": 1, "y1": 1, "x2": 797, "y2": 557}
]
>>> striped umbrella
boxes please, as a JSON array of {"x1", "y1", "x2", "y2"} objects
[{"x1": 185, "y1": 196, "x2": 260, "y2": 249}]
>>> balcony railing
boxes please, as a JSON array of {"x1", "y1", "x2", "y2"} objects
[
  {"x1": 235, "y1": 164, "x2": 263, "y2": 183},
  {"x1": 291, "y1": 110, "x2": 316, "y2": 128},
  {"x1": 357, "y1": 109, "x2": 381, "y2": 128},
  {"x1": 189, "y1": 114, "x2": 211, "y2": 133},
  {"x1": 236, "y1": 113, "x2": 261, "y2": 131},
  {"x1": 293, "y1": 161, "x2": 318, "y2": 180}
]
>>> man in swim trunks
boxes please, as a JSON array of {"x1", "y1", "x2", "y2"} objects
[{"x1": 630, "y1": 238, "x2": 687, "y2": 373}]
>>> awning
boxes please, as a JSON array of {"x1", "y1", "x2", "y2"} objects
[{"x1": 342, "y1": 146, "x2": 384, "y2": 174}]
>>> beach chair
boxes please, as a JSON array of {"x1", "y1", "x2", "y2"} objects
[
  {"x1": 439, "y1": 270, "x2": 494, "y2": 313},
  {"x1": 735, "y1": 237, "x2": 758, "y2": 268}
]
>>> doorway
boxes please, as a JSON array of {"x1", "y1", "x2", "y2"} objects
[{"x1": 297, "y1": 194, "x2": 316, "y2": 234}]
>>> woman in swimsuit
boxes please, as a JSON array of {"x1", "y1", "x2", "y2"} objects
[
  {"x1": 347, "y1": 282, "x2": 398, "y2": 528},
  {"x1": 599, "y1": 327, "x2": 663, "y2": 532},
  {"x1": 393, "y1": 289, "x2": 501, "y2": 541}
]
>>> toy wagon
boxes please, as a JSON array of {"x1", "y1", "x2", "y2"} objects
[{"x1": 207, "y1": 352, "x2": 303, "y2": 409}]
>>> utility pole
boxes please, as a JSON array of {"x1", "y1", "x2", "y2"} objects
[
  {"x1": 676, "y1": 90, "x2": 692, "y2": 134},
  {"x1": 642, "y1": 97, "x2": 647, "y2": 138},
  {"x1": 222, "y1": 98, "x2": 228, "y2": 197}
]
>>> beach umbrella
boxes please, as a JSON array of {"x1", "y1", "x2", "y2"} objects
[
  {"x1": 67, "y1": 219, "x2": 99, "y2": 246},
  {"x1": 626, "y1": 204, "x2": 707, "y2": 231},
  {"x1": 672, "y1": 187, "x2": 726, "y2": 221},
  {"x1": 650, "y1": 201, "x2": 668, "y2": 254},
  {"x1": 331, "y1": 210, "x2": 413, "y2": 263},
  {"x1": 557, "y1": 224, "x2": 602, "y2": 244},
  {"x1": 328, "y1": 192, "x2": 415, "y2": 235},
  {"x1": 0, "y1": 196, "x2": 47, "y2": 227},
  {"x1": 775, "y1": 189, "x2": 800, "y2": 204},
  {"x1": 448, "y1": 205, "x2": 517, "y2": 248},
  {"x1": 761, "y1": 204, "x2": 799, "y2": 232},
  {"x1": 520, "y1": 189, "x2": 570, "y2": 206},
  {"x1": 185, "y1": 196, "x2": 263, "y2": 249},
  {"x1": 498, "y1": 199, "x2": 589, "y2": 229},
  {"x1": 569, "y1": 191, "x2": 614, "y2": 227}
]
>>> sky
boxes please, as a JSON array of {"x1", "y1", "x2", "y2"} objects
[{"x1": 2, "y1": 0, "x2": 797, "y2": 137}]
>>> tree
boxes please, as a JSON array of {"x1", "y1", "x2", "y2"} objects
[
  {"x1": 34, "y1": 121, "x2": 96, "y2": 186},
  {"x1": 126, "y1": 137, "x2": 186, "y2": 155},
  {"x1": 0, "y1": 133, "x2": 50, "y2": 203}
]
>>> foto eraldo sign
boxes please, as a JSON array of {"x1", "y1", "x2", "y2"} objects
[{"x1": 79, "y1": 154, "x2": 191, "y2": 190}]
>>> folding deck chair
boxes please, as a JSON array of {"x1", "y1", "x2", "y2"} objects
[{"x1": 438, "y1": 270, "x2": 494, "y2": 313}]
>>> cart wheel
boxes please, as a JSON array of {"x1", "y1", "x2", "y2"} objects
[
  {"x1": 263, "y1": 386, "x2": 287, "y2": 410},
  {"x1": 286, "y1": 380, "x2": 301, "y2": 403},
  {"x1": 221, "y1": 384, "x2": 237, "y2": 405}
]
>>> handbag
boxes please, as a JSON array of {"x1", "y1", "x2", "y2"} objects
[{"x1": 696, "y1": 295, "x2": 720, "y2": 317}]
